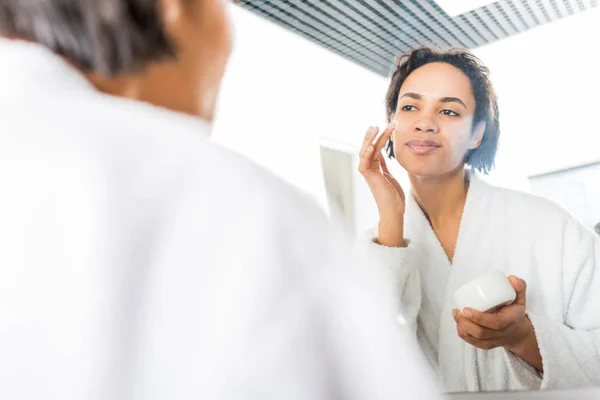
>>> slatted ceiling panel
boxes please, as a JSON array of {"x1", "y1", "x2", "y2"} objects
[
  {"x1": 485, "y1": 6, "x2": 514, "y2": 35},
  {"x1": 275, "y1": 1, "x2": 389, "y2": 65},
  {"x1": 280, "y1": 1, "x2": 390, "y2": 60},
  {"x1": 385, "y1": 3, "x2": 440, "y2": 47},
  {"x1": 491, "y1": 3, "x2": 520, "y2": 33},
  {"x1": 416, "y1": 1, "x2": 476, "y2": 47},
  {"x1": 329, "y1": 1, "x2": 412, "y2": 52},
  {"x1": 544, "y1": 0, "x2": 560, "y2": 18},
  {"x1": 378, "y1": 3, "x2": 439, "y2": 47},
  {"x1": 240, "y1": 1, "x2": 389, "y2": 75},
  {"x1": 455, "y1": 14, "x2": 488, "y2": 44},
  {"x1": 309, "y1": 2, "x2": 397, "y2": 56},
  {"x1": 554, "y1": 0, "x2": 572, "y2": 16},
  {"x1": 567, "y1": 0, "x2": 581, "y2": 13},
  {"x1": 499, "y1": 1, "x2": 529, "y2": 31},
  {"x1": 235, "y1": 0, "x2": 599, "y2": 77}
]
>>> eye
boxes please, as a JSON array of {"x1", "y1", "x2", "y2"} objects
[
  {"x1": 441, "y1": 109, "x2": 459, "y2": 117},
  {"x1": 401, "y1": 105, "x2": 417, "y2": 112}
]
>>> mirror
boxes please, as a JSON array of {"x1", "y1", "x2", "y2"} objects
[{"x1": 221, "y1": 0, "x2": 600, "y2": 394}]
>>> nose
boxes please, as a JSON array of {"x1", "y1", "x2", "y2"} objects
[{"x1": 414, "y1": 117, "x2": 439, "y2": 134}]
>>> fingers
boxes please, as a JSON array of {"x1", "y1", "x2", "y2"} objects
[
  {"x1": 453, "y1": 310, "x2": 501, "y2": 341},
  {"x1": 461, "y1": 308, "x2": 507, "y2": 331},
  {"x1": 456, "y1": 329, "x2": 499, "y2": 351},
  {"x1": 360, "y1": 126, "x2": 378, "y2": 156},
  {"x1": 359, "y1": 126, "x2": 378, "y2": 175},
  {"x1": 373, "y1": 122, "x2": 396, "y2": 161},
  {"x1": 358, "y1": 145, "x2": 375, "y2": 175},
  {"x1": 509, "y1": 275, "x2": 527, "y2": 306}
]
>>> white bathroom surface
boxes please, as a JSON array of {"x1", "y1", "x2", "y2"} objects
[{"x1": 450, "y1": 387, "x2": 600, "y2": 400}]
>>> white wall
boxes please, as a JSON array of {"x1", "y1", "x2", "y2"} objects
[
  {"x1": 473, "y1": 7, "x2": 600, "y2": 190},
  {"x1": 212, "y1": 5, "x2": 389, "y2": 213}
]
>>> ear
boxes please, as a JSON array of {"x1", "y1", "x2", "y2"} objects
[
  {"x1": 470, "y1": 121, "x2": 486, "y2": 150},
  {"x1": 161, "y1": 0, "x2": 184, "y2": 32}
]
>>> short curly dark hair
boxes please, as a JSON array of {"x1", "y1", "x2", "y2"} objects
[
  {"x1": 0, "y1": 0, "x2": 179, "y2": 77},
  {"x1": 385, "y1": 45, "x2": 500, "y2": 174}
]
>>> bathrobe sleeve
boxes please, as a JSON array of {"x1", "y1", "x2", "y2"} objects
[
  {"x1": 506, "y1": 217, "x2": 600, "y2": 390},
  {"x1": 354, "y1": 227, "x2": 422, "y2": 335}
]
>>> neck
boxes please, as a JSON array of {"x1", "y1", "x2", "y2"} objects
[
  {"x1": 85, "y1": 72, "x2": 142, "y2": 100},
  {"x1": 136, "y1": 60, "x2": 220, "y2": 122},
  {"x1": 409, "y1": 166, "x2": 470, "y2": 226}
]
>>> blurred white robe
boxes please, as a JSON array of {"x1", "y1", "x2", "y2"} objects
[
  {"x1": 360, "y1": 172, "x2": 600, "y2": 392},
  {"x1": 0, "y1": 39, "x2": 442, "y2": 400}
]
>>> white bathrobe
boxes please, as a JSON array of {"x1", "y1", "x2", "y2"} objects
[
  {"x1": 360, "y1": 172, "x2": 600, "y2": 392},
  {"x1": 0, "y1": 39, "x2": 441, "y2": 399}
]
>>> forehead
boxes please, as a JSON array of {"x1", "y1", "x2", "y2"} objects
[{"x1": 399, "y1": 62, "x2": 476, "y2": 109}]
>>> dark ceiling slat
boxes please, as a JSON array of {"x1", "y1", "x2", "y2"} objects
[
  {"x1": 533, "y1": 0, "x2": 554, "y2": 22},
  {"x1": 521, "y1": 0, "x2": 548, "y2": 24},
  {"x1": 409, "y1": 1, "x2": 478, "y2": 48},
  {"x1": 574, "y1": 0, "x2": 586, "y2": 11},
  {"x1": 296, "y1": 0, "x2": 399, "y2": 57},
  {"x1": 452, "y1": 14, "x2": 491, "y2": 43},
  {"x1": 377, "y1": 2, "x2": 455, "y2": 48},
  {"x1": 460, "y1": 12, "x2": 499, "y2": 41},
  {"x1": 504, "y1": 0, "x2": 536, "y2": 29},
  {"x1": 565, "y1": 0, "x2": 579, "y2": 15},
  {"x1": 237, "y1": 2, "x2": 387, "y2": 74},
  {"x1": 474, "y1": 8, "x2": 509, "y2": 38},
  {"x1": 540, "y1": 0, "x2": 562, "y2": 20},
  {"x1": 487, "y1": 5, "x2": 519, "y2": 35},
  {"x1": 553, "y1": 0, "x2": 571, "y2": 15},
  {"x1": 425, "y1": 1, "x2": 486, "y2": 47},
  {"x1": 267, "y1": 1, "x2": 392, "y2": 66},
  {"x1": 494, "y1": 2, "x2": 525, "y2": 32},
  {"x1": 513, "y1": 0, "x2": 539, "y2": 24},
  {"x1": 337, "y1": 1, "x2": 421, "y2": 49}
]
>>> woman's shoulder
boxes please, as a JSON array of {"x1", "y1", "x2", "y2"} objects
[{"x1": 478, "y1": 177, "x2": 574, "y2": 222}]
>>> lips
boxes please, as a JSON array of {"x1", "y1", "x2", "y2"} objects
[{"x1": 406, "y1": 140, "x2": 441, "y2": 155}]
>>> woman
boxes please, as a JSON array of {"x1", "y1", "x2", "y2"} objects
[{"x1": 358, "y1": 46, "x2": 600, "y2": 392}]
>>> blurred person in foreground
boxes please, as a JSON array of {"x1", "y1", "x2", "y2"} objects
[{"x1": 0, "y1": 0, "x2": 441, "y2": 399}]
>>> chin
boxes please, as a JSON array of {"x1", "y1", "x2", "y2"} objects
[
  {"x1": 403, "y1": 164, "x2": 445, "y2": 178},
  {"x1": 396, "y1": 153, "x2": 447, "y2": 178}
]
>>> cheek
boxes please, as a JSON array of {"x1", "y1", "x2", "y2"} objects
[
  {"x1": 391, "y1": 118, "x2": 411, "y2": 141},
  {"x1": 441, "y1": 121, "x2": 474, "y2": 153}
]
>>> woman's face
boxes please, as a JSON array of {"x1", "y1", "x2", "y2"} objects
[{"x1": 391, "y1": 62, "x2": 483, "y2": 178}]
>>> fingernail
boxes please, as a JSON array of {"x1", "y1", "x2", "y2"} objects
[
  {"x1": 367, "y1": 145, "x2": 374, "y2": 152},
  {"x1": 452, "y1": 309, "x2": 457, "y2": 317},
  {"x1": 463, "y1": 308, "x2": 473, "y2": 317},
  {"x1": 388, "y1": 121, "x2": 397, "y2": 129}
]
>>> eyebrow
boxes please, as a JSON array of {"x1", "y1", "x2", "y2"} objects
[{"x1": 400, "y1": 92, "x2": 467, "y2": 109}]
